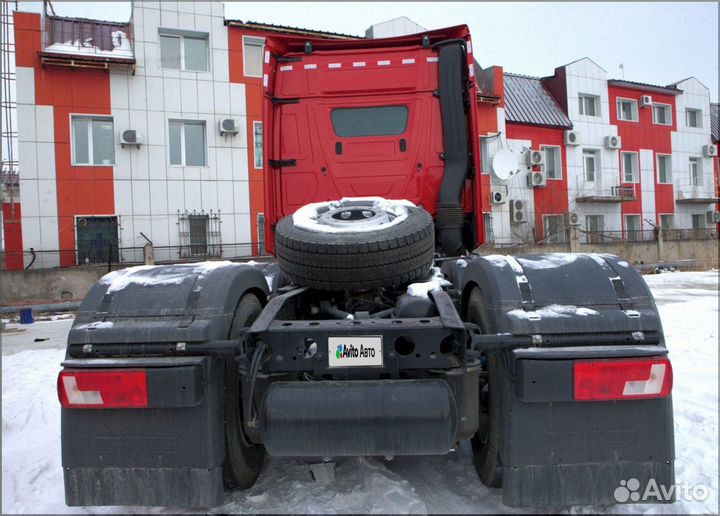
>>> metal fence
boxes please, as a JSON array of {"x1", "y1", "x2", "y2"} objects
[{"x1": 1, "y1": 242, "x2": 263, "y2": 271}]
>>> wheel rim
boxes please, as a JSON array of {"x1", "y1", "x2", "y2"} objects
[{"x1": 292, "y1": 197, "x2": 414, "y2": 234}]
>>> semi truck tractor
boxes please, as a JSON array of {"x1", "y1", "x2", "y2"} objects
[{"x1": 59, "y1": 25, "x2": 675, "y2": 508}]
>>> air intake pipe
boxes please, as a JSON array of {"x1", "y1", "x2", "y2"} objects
[{"x1": 435, "y1": 42, "x2": 470, "y2": 256}]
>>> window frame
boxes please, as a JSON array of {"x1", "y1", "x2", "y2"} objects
[
  {"x1": 578, "y1": 93, "x2": 600, "y2": 117},
  {"x1": 168, "y1": 119, "x2": 208, "y2": 167},
  {"x1": 540, "y1": 145, "x2": 562, "y2": 180},
  {"x1": 252, "y1": 121, "x2": 263, "y2": 170},
  {"x1": 685, "y1": 108, "x2": 702, "y2": 128},
  {"x1": 542, "y1": 214, "x2": 566, "y2": 244},
  {"x1": 70, "y1": 114, "x2": 116, "y2": 167},
  {"x1": 582, "y1": 149, "x2": 598, "y2": 182},
  {"x1": 621, "y1": 151, "x2": 639, "y2": 184},
  {"x1": 656, "y1": 153, "x2": 672, "y2": 184},
  {"x1": 659, "y1": 213, "x2": 674, "y2": 230},
  {"x1": 691, "y1": 213, "x2": 706, "y2": 229},
  {"x1": 616, "y1": 97, "x2": 639, "y2": 122},
  {"x1": 624, "y1": 214, "x2": 641, "y2": 241},
  {"x1": 652, "y1": 103, "x2": 672, "y2": 126},
  {"x1": 159, "y1": 29, "x2": 210, "y2": 72},
  {"x1": 242, "y1": 35, "x2": 265, "y2": 78},
  {"x1": 689, "y1": 157, "x2": 702, "y2": 186}
]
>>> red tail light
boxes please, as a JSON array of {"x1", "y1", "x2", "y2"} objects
[
  {"x1": 574, "y1": 357, "x2": 672, "y2": 401},
  {"x1": 58, "y1": 369, "x2": 149, "y2": 408}
]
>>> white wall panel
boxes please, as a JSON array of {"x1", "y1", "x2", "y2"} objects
[{"x1": 15, "y1": 67, "x2": 35, "y2": 105}]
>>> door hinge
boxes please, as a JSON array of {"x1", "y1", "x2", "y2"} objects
[{"x1": 268, "y1": 159, "x2": 297, "y2": 168}]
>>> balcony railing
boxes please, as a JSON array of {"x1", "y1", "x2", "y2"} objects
[
  {"x1": 40, "y1": 13, "x2": 135, "y2": 69},
  {"x1": 574, "y1": 174, "x2": 638, "y2": 203}
]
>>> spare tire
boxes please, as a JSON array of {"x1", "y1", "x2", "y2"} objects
[{"x1": 275, "y1": 198, "x2": 435, "y2": 290}]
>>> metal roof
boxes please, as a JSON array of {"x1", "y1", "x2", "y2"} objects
[
  {"x1": 607, "y1": 79, "x2": 682, "y2": 96},
  {"x1": 503, "y1": 73, "x2": 573, "y2": 129},
  {"x1": 711, "y1": 103, "x2": 719, "y2": 143},
  {"x1": 225, "y1": 20, "x2": 362, "y2": 40}
]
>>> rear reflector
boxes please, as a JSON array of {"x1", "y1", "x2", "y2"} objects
[
  {"x1": 574, "y1": 357, "x2": 672, "y2": 401},
  {"x1": 58, "y1": 369, "x2": 149, "y2": 409}
]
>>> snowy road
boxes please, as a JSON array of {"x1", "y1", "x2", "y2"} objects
[{"x1": 2, "y1": 271, "x2": 718, "y2": 514}]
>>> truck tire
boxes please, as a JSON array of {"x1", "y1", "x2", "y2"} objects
[
  {"x1": 222, "y1": 293, "x2": 265, "y2": 489},
  {"x1": 466, "y1": 288, "x2": 503, "y2": 487},
  {"x1": 275, "y1": 199, "x2": 435, "y2": 290}
]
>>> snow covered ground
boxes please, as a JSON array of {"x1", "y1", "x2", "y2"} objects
[{"x1": 2, "y1": 270, "x2": 718, "y2": 514}]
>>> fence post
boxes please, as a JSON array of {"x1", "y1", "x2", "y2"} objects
[
  {"x1": 143, "y1": 243, "x2": 155, "y2": 265},
  {"x1": 656, "y1": 227, "x2": 664, "y2": 261},
  {"x1": 569, "y1": 225, "x2": 580, "y2": 253}
]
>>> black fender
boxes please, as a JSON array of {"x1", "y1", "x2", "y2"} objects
[
  {"x1": 68, "y1": 262, "x2": 271, "y2": 350},
  {"x1": 441, "y1": 252, "x2": 664, "y2": 340}
]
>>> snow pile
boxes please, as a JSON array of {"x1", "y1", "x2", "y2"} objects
[
  {"x1": 406, "y1": 267, "x2": 452, "y2": 298},
  {"x1": 292, "y1": 197, "x2": 416, "y2": 234},
  {"x1": 507, "y1": 304, "x2": 598, "y2": 320},
  {"x1": 44, "y1": 30, "x2": 134, "y2": 59}
]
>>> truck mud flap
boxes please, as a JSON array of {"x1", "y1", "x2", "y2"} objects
[
  {"x1": 61, "y1": 357, "x2": 225, "y2": 508},
  {"x1": 499, "y1": 347, "x2": 675, "y2": 507},
  {"x1": 259, "y1": 379, "x2": 458, "y2": 457}
]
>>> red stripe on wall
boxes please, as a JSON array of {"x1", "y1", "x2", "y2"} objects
[{"x1": 3, "y1": 203, "x2": 24, "y2": 270}]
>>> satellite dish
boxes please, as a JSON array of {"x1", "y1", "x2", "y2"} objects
[{"x1": 491, "y1": 149, "x2": 518, "y2": 182}]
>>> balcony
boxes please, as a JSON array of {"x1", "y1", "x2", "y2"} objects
[
  {"x1": 674, "y1": 181, "x2": 719, "y2": 205},
  {"x1": 574, "y1": 174, "x2": 638, "y2": 203},
  {"x1": 39, "y1": 13, "x2": 135, "y2": 71}
]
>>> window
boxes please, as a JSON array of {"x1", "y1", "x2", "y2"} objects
[
  {"x1": 689, "y1": 157, "x2": 701, "y2": 186},
  {"x1": 616, "y1": 99, "x2": 638, "y2": 121},
  {"x1": 72, "y1": 116, "x2": 115, "y2": 165},
  {"x1": 483, "y1": 213, "x2": 494, "y2": 244},
  {"x1": 243, "y1": 36, "x2": 265, "y2": 77},
  {"x1": 543, "y1": 215, "x2": 565, "y2": 244},
  {"x1": 657, "y1": 154, "x2": 672, "y2": 184},
  {"x1": 585, "y1": 215, "x2": 604, "y2": 243},
  {"x1": 480, "y1": 138, "x2": 490, "y2": 175},
  {"x1": 691, "y1": 214, "x2": 706, "y2": 229},
  {"x1": 583, "y1": 150, "x2": 598, "y2": 182},
  {"x1": 253, "y1": 121, "x2": 263, "y2": 169},
  {"x1": 622, "y1": 152, "x2": 639, "y2": 183},
  {"x1": 685, "y1": 108, "x2": 702, "y2": 128},
  {"x1": 653, "y1": 104, "x2": 671, "y2": 125},
  {"x1": 542, "y1": 146, "x2": 561, "y2": 179},
  {"x1": 169, "y1": 120, "x2": 207, "y2": 166},
  {"x1": 578, "y1": 94, "x2": 599, "y2": 116},
  {"x1": 178, "y1": 211, "x2": 221, "y2": 258},
  {"x1": 625, "y1": 214, "x2": 641, "y2": 241},
  {"x1": 331, "y1": 106, "x2": 409, "y2": 137},
  {"x1": 659, "y1": 214, "x2": 674, "y2": 230},
  {"x1": 159, "y1": 30, "x2": 209, "y2": 71}
]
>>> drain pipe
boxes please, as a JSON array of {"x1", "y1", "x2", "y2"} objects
[{"x1": 435, "y1": 41, "x2": 470, "y2": 256}]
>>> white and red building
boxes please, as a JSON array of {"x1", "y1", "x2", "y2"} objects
[{"x1": 3, "y1": 1, "x2": 718, "y2": 269}]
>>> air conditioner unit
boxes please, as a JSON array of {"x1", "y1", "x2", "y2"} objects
[
  {"x1": 703, "y1": 144, "x2": 718, "y2": 157},
  {"x1": 526, "y1": 149, "x2": 544, "y2": 166},
  {"x1": 119, "y1": 129, "x2": 141, "y2": 147},
  {"x1": 565, "y1": 212, "x2": 580, "y2": 226},
  {"x1": 219, "y1": 118, "x2": 239, "y2": 135},
  {"x1": 491, "y1": 187, "x2": 507, "y2": 205},
  {"x1": 707, "y1": 211, "x2": 720, "y2": 224},
  {"x1": 640, "y1": 95, "x2": 653, "y2": 107},
  {"x1": 510, "y1": 199, "x2": 526, "y2": 224},
  {"x1": 526, "y1": 170, "x2": 546, "y2": 188},
  {"x1": 604, "y1": 135, "x2": 622, "y2": 150},
  {"x1": 564, "y1": 130, "x2": 580, "y2": 146}
]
